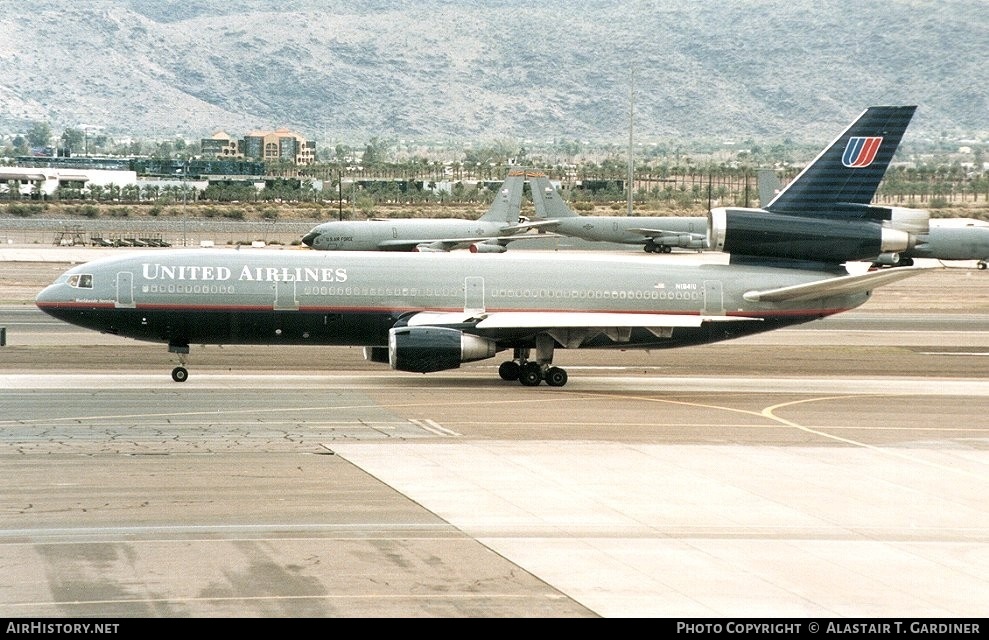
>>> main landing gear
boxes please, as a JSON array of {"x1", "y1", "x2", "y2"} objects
[
  {"x1": 643, "y1": 240, "x2": 673, "y2": 254},
  {"x1": 169, "y1": 341, "x2": 190, "y2": 383},
  {"x1": 497, "y1": 339, "x2": 569, "y2": 387}
]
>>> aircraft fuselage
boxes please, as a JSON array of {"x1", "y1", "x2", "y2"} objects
[
  {"x1": 301, "y1": 219, "x2": 519, "y2": 251},
  {"x1": 550, "y1": 216, "x2": 707, "y2": 246},
  {"x1": 36, "y1": 249, "x2": 858, "y2": 354}
]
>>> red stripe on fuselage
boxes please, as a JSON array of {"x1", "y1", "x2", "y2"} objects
[{"x1": 38, "y1": 301, "x2": 852, "y2": 320}]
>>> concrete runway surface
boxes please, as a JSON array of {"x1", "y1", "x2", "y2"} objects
[{"x1": 1, "y1": 247, "x2": 988, "y2": 617}]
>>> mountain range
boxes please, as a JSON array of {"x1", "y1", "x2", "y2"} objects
[{"x1": 1, "y1": 0, "x2": 986, "y2": 146}]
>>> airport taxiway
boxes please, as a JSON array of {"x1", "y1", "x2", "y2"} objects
[{"x1": 1, "y1": 248, "x2": 988, "y2": 617}]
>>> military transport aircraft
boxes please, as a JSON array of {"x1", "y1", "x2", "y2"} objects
[
  {"x1": 909, "y1": 218, "x2": 989, "y2": 269},
  {"x1": 529, "y1": 173, "x2": 708, "y2": 253},
  {"x1": 36, "y1": 245, "x2": 929, "y2": 387},
  {"x1": 300, "y1": 170, "x2": 547, "y2": 253}
]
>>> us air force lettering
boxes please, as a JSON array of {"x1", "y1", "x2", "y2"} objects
[{"x1": 36, "y1": 248, "x2": 930, "y2": 386}]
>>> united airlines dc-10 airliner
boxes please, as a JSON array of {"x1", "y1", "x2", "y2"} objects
[
  {"x1": 35, "y1": 106, "x2": 937, "y2": 386},
  {"x1": 36, "y1": 246, "x2": 928, "y2": 386}
]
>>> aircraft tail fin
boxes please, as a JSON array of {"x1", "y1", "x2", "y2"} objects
[
  {"x1": 478, "y1": 170, "x2": 526, "y2": 224},
  {"x1": 765, "y1": 105, "x2": 916, "y2": 216},
  {"x1": 757, "y1": 169, "x2": 781, "y2": 208},
  {"x1": 529, "y1": 173, "x2": 580, "y2": 220}
]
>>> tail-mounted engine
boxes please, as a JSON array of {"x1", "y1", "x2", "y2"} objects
[
  {"x1": 364, "y1": 326, "x2": 497, "y2": 373},
  {"x1": 708, "y1": 207, "x2": 914, "y2": 263}
]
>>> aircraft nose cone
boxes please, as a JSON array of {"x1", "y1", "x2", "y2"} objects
[
  {"x1": 35, "y1": 282, "x2": 64, "y2": 317},
  {"x1": 302, "y1": 231, "x2": 318, "y2": 247}
]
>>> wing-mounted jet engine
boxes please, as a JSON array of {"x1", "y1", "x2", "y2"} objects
[{"x1": 364, "y1": 326, "x2": 498, "y2": 374}]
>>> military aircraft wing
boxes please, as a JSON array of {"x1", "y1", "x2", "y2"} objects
[
  {"x1": 627, "y1": 226, "x2": 703, "y2": 237},
  {"x1": 503, "y1": 219, "x2": 562, "y2": 232},
  {"x1": 628, "y1": 227, "x2": 707, "y2": 241},
  {"x1": 377, "y1": 232, "x2": 551, "y2": 253},
  {"x1": 743, "y1": 265, "x2": 935, "y2": 303},
  {"x1": 375, "y1": 237, "x2": 493, "y2": 252}
]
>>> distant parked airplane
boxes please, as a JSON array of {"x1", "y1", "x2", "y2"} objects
[
  {"x1": 528, "y1": 173, "x2": 707, "y2": 253},
  {"x1": 301, "y1": 170, "x2": 547, "y2": 253}
]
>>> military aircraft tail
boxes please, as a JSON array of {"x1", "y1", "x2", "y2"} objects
[
  {"x1": 478, "y1": 170, "x2": 527, "y2": 224},
  {"x1": 529, "y1": 173, "x2": 580, "y2": 220},
  {"x1": 765, "y1": 105, "x2": 916, "y2": 217},
  {"x1": 757, "y1": 169, "x2": 781, "y2": 208}
]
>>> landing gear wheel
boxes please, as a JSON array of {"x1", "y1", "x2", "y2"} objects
[
  {"x1": 498, "y1": 361, "x2": 521, "y2": 381},
  {"x1": 171, "y1": 366, "x2": 189, "y2": 383},
  {"x1": 544, "y1": 366, "x2": 568, "y2": 387},
  {"x1": 979, "y1": 261, "x2": 987, "y2": 270},
  {"x1": 519, "y1": 362, "x2": 542, "y2": 386}
]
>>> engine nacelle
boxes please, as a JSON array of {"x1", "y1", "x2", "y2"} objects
[
  {"x1": 363, "y1": 346, "x2": 390, "y2": 364},
  {"x1": 708, "y1": 207, "x2": 913, "y2": 263},
  {"x1": 469, "y1": 241, "x2": 508, "y2": 253},
  {"x1": 653, "y1": 233, "x2": 706, "y2": 250},
  {"x1": 385, "y1": 326, "x2": 497, "y2": 373},
  {"x1": 888, "y1": 207, "x2": 930, "y2": 234},
  {"x1": 872, "y1": 252, "x2": 902, "y2": 267}
]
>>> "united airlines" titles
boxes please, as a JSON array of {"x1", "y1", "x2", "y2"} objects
[{"x1": 141, "y1": 263, "x2": 348, "y2": 283}]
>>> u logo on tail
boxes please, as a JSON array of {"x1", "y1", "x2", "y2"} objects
[{"x1": 842, "y1": 136, "x2": 883, "y2": 168}]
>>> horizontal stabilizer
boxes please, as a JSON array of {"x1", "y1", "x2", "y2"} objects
[{"x1": 743, "y1": 266, "x2": 934, "y2": 303}]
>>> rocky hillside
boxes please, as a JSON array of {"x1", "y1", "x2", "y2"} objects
[{"x1": 0, "y1": 0, "x2": 986, "y2": 144}]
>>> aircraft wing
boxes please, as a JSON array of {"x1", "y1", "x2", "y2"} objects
[
  {"x1": 374, "y1": 237, "x2": 509, "y2": 252},
  {"x1": 473, "y1": 312, "x2": 752, "y2": 329},
  {"x1": 378, "y1": 230, "x2": 560, "y2": 253},
  {"x1": 627, "y1": 227, "x2": 704, "y2": 237},
  {"x1": 478, "y1": 311, "x2": 754, "y2": 347},
  {"x1": 504, "y1": 219, "x2": 562, "y2": 232},
  {"x1": 626, "y1": 227, "x2": 708, "y2": 250},
  {"x1": 743, "y1": 266, "x2": 935, "y2": 303},
  {"x1": 408, "y1": 310, "x2": 756, "y2": 348}
]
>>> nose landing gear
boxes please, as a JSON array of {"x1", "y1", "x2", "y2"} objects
[{"x1": 169, "y1": 341, "x2": 190, "y2": 383}]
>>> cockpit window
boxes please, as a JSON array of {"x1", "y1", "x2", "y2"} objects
[{"x1": 67, "y1": 274, "x2": 94, "y2": 289}]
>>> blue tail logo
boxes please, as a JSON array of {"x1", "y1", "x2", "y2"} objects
[{"x1": 842, "y1": 137, "x2": 883, "y2": 168}]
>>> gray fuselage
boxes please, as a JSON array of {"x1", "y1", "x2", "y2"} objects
[
  {"x1": 550, "y1": 216, "x2": 707, "y2": 246},
  {"x1": 302, "y1": 218, "x2": 520, "y2": 250},
  {"x1": 36, "y1": 249, "x2": 862, "y2": 353}
]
